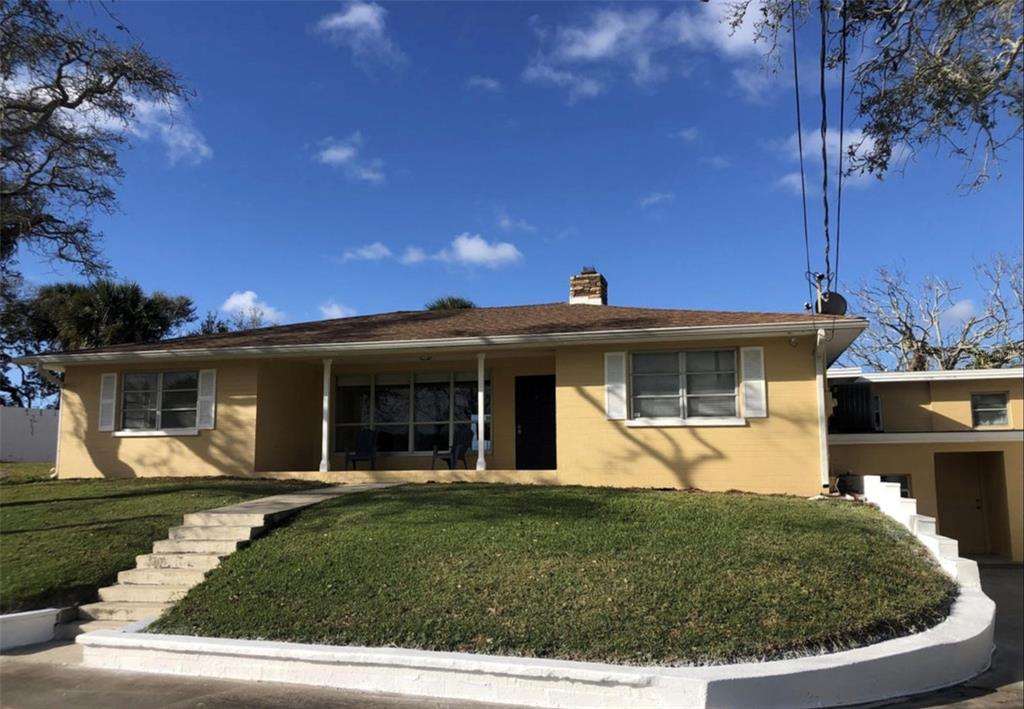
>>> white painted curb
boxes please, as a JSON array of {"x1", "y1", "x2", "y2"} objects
[
  {"x1": 0, "y1": 608, "x2": 60, "y2": 651},
  {"x1": 76, "y1": 482, "x2": 996, "y2": 708}
]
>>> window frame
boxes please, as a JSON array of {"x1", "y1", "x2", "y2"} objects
[
  {"x1": 334, "y1": 371, "x2": 492, "y2": 455},
  {"x1": 970, "y1": 391, "x2": 1010, "y2": 428},
  {"x1": 628, "y1": 349, "x2": 741, "y2": 425},
  {"x1": 117, "y1": 370, "x2": 200, "y2": 435}
]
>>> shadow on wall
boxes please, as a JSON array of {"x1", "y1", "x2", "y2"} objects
[
  {"x1": 569, "y1": 367, "x2": 817, "y2": 491},
  {"x1": 68, "y1": 394, "x2": 261, "y2": 480}
]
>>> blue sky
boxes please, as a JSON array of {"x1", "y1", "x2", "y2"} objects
[{"x1": 26, "y1": 1, "x2": 1023, "y2": 326}]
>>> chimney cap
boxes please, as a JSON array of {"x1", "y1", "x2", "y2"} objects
[{"x1": 581, "y1": 266, "x2": 597, "y2": 274}]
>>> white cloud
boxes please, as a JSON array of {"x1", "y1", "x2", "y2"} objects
[
  {"x1": 341, "y1": 241, "x2": 393, "y2": 261},
  {"x1": 702, "y1": 155, "x2": 731, "y2": 169},
  {"x1": 775, "y1": 128, "x2": 886, "y2": 192},
  {"x1": 8, "y1": 66, "x2": 213, "y2": 166},
  {"x1": 522, "y1": 60, "x2": 605, "y2": 102},
  {"x1": 941, "y1": 299, "x2": 978, "y2": 329},
  {"x1": 316, "y1": 132, "x2": 386, "y2": 183},
  {"x1": 496, "y1": 207, "x2": 535, "y2": 232},
  {"x1": 399, "y1": 246, "x2": 426, "y2": 264},
  {"x1": 673, "y1": 127, "x2": 700, "y2": 142},
  {"x1": 640, "y1": 191, "x2": 675, "y2": 208},
  {"x1": 436, "y1": 233, "x2": 523, "y2": 268},
  {"x1": 320, "y1": 301, "x2": 357, "y2": 319},
  {"x1": 315, "y1": 2, "x2": 404, "y2": 67},
  {"x1": 220, "y1": 291, "x2": 285, "y2": 323},
  {"x1": 466, "y1": 75, "x2": 502, "y2": 92},
  {"x1": 523, "y1": 4, "x2": 766, "y2": 101}
]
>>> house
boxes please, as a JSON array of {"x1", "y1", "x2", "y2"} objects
[
  {"x1": 21, "y1": 269, "x2": 865, "y2": 501},
  {"x1": 828, "y1": 367, "x2": 1023, "y2": 561}
]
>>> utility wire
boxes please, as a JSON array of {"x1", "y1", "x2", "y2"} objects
[
  {"x1": 834, "y1": 0, "x2": 848, "y2": 292},
  {"x1": 818, "y1": 0, "x2": 832, "y2": 291},
  {"x1": 790, "y1": 0, "x2": 816, "y2": 315}
]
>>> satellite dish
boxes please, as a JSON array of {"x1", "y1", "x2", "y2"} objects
[{"x1": 816, "y1": 291, "x2": 848, "y2": 316}]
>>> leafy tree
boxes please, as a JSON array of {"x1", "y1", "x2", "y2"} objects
[
  {"x1": 425, "y1": 296, "x2": 477, "y2": 310},
  {"x1": 1, "y1": 279, "x2": 195, "y2": 406},
  {"x1": 846, "y1": 253, "x2": 1023, "y2": 371},
  {"x1": 0, "y1": 0, "x2": 187, "y2": 282},
  {"x1": 732, "y1": 0, "x2": 1022, "y2": 187},
  {"x1": 189, "y1": 311, "x2": 232, "y2": 336}
]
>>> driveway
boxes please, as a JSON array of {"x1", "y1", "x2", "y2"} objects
[
  {"x1": 885, "y1": 564, "x2": 1023, "y2": 709},
  {"x1": 1, "y1": 567, "x2": 1020, "y2": 709}
]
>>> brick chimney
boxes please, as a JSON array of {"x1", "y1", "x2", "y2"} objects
[{"x1": 569, "y1": 267, "x2": 608, "y2": 305}]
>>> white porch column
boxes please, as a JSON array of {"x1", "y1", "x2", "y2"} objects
[
  {"x1": 476, "y1": 353, "x2": 487, "y2": 471},
  {"x1": 319, "y1": 358, "x2": 332, "y2": 472}
]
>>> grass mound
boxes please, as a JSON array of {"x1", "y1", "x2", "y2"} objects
[{"x1": 151, "y1": 484, "x2": 956, "y2": 665}]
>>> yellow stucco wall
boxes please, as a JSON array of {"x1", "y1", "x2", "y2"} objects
[
  {"x1": 56, "y1": 360, "x2": 260, "y2": 478},
  {"x1": 553, "y1": 336, "x2": 823, "y2": 494},
  {"x1": 830, "y1": 440, "x2": 1023, "y2": 561},
  {"x1": 873, "y1": 377, "x2": 1023, "y2": 432}
]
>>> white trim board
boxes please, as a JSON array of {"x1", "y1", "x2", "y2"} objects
[
  {"x1": 827, "y1": 367, "x2": 1023, "y2": 383},
  {"x1": 829, "y1": 431, "x2": 1023, "y2": 445}
]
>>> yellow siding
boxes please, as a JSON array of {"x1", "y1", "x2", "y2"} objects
[
  {"x1": 56, "y1": 361, "x2": 259, "y2": 478},
  {"x1": 830, "y1": 441, "x2": 1023, "y2": 561},
  {"x1": 873, "y1": 382, "x2": 933, "y2": 432},
  {"x1": 553, "y1": 336, "x2": 823, "y2": 495},
  {"x1": 928, "y1": 379, "x2": 1023, "y2": 431}
]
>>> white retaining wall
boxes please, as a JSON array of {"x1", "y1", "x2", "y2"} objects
[
  {"x1": 78, "y1": 482, "x2": 996, "y2": 709},
  {"x1": 0, "y1": 406, "x2": 58, "y2": 463},
  {"x1": 0, "y1": 608, "x2": 60, "y2": 651}
]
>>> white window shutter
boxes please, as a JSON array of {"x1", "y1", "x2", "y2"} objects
[
  {"x1": 197, "y1": 369, "x2": 217, "y2": 429},
  {"x1": 741, "y1": 347, "x2": 767, "y2": 418},
  {"x1": 604, "y1": 352, "x2": 627, "y2": 420},
  {"x1": 98, "y1": 373, "x2": 117, "y2": 432}
]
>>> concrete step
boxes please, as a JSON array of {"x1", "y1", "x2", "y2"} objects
[
  {"x1": 54, "y1": 619, "x2": 126, "y2": 640},
  {"x1": 136, "y1": 553, "x2": 223, "y2": 571},
  {"x1": 98, "y1": 583, "x2": 193, "y2": 603},
  {"x1": 169, "y1": 524, "x2": 259, "y2": 541},
  {"x1": 153, "y1": 538, "x2": 241, "y2": 554},
  {"x1": 920, "y1": 532, "x2": 960, "y2": 561},
  {"x1": 957, "y1": 558, "x2": 982, "y2": 589},
  {"x1": 79, "y1": 602, "x2": 170, "y2": 622},
  {"x1": 119, "y1": 567, "x2": 209, "y2": 586},
  {"x1": 911, "y1": 514, "x2": 937, "y2": 536},
  {"x1": 183, "y1": 511, "x2": 267, "y2": 528}
]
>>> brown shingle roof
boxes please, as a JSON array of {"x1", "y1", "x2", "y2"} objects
[{"x1": 57, "y1": 303, "x2": 863, "y2": 356}]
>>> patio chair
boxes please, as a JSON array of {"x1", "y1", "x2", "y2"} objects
[
  {"x1": 431, "y1": 426, "x2": 474, "y2": 470},
  {"x1": 345, "y1": 429, "x2": 378, "y2": 470}
]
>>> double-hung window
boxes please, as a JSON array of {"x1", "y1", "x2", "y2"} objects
[
  {"x1": 335, "y1": 372, "x2": 491, "y2": 453},
  {"x1": 971, "y1": 393, "x2": 1009, "y2": 427},
  {"x1": 121, "y1": 371, "x2": 199, "y2": 431},
  {"x1": 630, "y1": 350, "x2": 737, "y2": 420}
]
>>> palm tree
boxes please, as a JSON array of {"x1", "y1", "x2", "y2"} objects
[{"x1": 425, "y1": 296, "x2": 476, "y2": 310}]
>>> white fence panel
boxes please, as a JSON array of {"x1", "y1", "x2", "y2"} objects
[{"x1": 0, "y1": 406, "x2": 58, "y2": 462}]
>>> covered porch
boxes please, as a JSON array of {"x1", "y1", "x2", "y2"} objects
[{"x1": 253, "y1": 349, "x2": 558, "y2": 476}]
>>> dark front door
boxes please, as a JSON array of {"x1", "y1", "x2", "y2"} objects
[{"x1": 515, "y1": 375, "x2": 556, "y2": 470}]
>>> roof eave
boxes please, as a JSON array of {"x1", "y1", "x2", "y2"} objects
[{"x1": 18, "y1": 318, "x2": 868, "y2": 369}]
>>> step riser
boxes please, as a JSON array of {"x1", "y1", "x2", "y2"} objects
[
  {"x1": 98, "y1": 585, "x2": 192, "y2": 603},
  {"x1": 169, "y1": 525, "x2": 260, "y2": 541},
  {"x1": 153, "y1": 539, "x2": 241, "y2": 554},
  {"x1": 183, "y1": 512, "x2": 267, "y2": 527},
  {"x1": 79, "y1": 603, "x2": 170, "y2": 622},
  {"x1": 54, "y1": 620, "x2": 125, "y2": 640},
  {"x1": 119, "y1": 568, "x2": 208, "y2": 586},
  {"x1": 136, "y1": 554, "x2": 223, "y2": 571}
]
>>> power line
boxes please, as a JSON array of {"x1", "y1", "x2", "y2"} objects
[
  {"x1": 790, "y1": 0, "x2": 815, "y2": 314},
  {"x1": 834, "y1": 0, "x2": 849, "y2": 292},
  {"x1": 818, "y1": 0, "x2": 832, "y2": 291}
]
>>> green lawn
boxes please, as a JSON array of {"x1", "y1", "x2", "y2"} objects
[
  {"x1": 151, "y1": 484, "x2": 957, "y2": 665},
  {"x1": 0, "y1": 461, "x2": 56, "y2": 484},
  {"x1": 0, "y1": 477, "x2": 321, "y2": 613}
]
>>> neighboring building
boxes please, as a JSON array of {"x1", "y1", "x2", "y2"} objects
[
  {"x1": 0, "y1": 406, "x2": 59, "y2": 463},
  {"x1": 829, "y1": 367, "x2": 1023, "y2": 561},
  {"x1": 18, "y1": 270, "x2": 865, "y2": 501}
]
